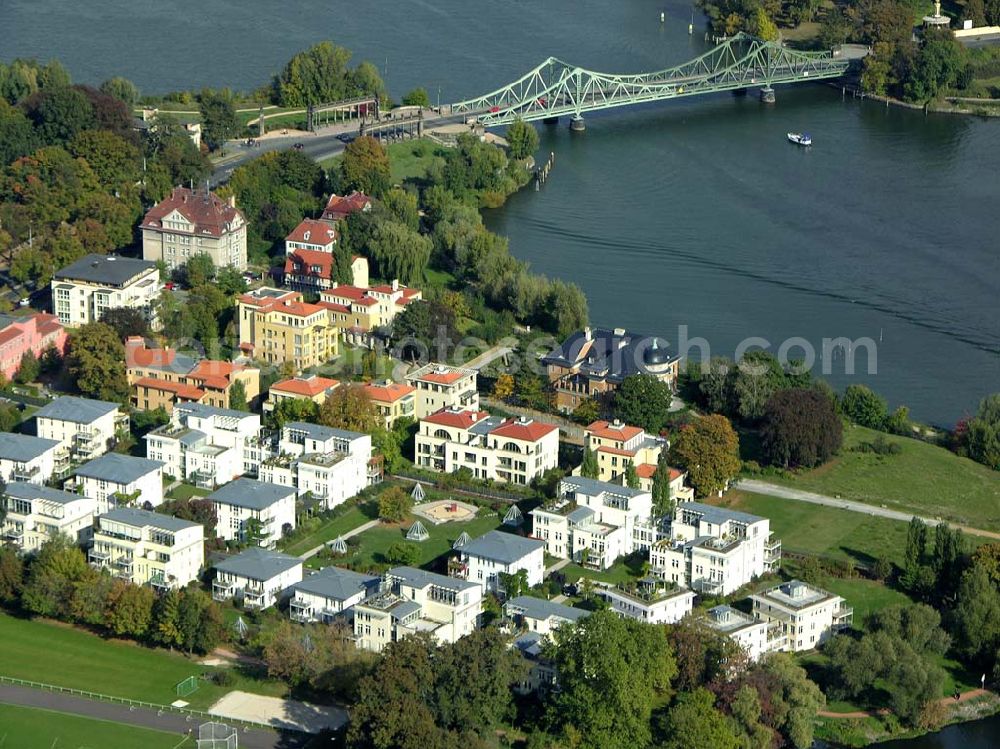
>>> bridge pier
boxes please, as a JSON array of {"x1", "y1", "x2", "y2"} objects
[
  {"x1": 569, "y1": 115, "x2": 586, "y2": 132},
  {"x1": 760, "y1": 86, "x2": 776, "y2": 104}
]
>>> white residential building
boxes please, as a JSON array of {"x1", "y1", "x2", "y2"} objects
[
  {"x1": 353, "y1": 566, "x2": 482, "y2": 653},
  {"x1": 704, "y1": 604, "x2": 774, "y2": 662},
  {"x1": 601, "y1": 578, "x2": 696, "y2": 625},
  {"x1": 144, "y1": 402, "x2": 261, "y2": 488},
  {"x1": 89, "y1": 508, "x2": 203, "y2": 590},
  {"x1": 649, "y1": 502, "x2": 781, "y2": 596},
  {"x1": 750, "y1": 580, "x2": 853, "y2": 652},
  {"x1": 288, "y1": 567, "x2": 381, "y2": 624},
  {"x1": 1, "y1": 482, "x2": 97, "y2": 552},
  {"x1": 51, "y1": 254, "x2": 161, "y2": 328},
  {"x1": 582, "y1": 419, "x2": 693, "y2": 499},
  {"x1": 0, "y1": 433, "x2": 59, "y2": 486},
  {"x1": 257, "y1": 422, "x2": 372, "y2": 509},
  {"x1": 34, "y1": 396, "x2": 127, "y2": 470},
  {"x1": 72, "y1": 453, "x2": 165, "y2": 514},
  {"x1": 530, "y1": 477, "x2": 653, "y2": 570},
  {"x1": 405, "y1": 363, "x2": 479, "y2": 419},
  {"x1": 207, "y1": 478, "x2": 296, "y2": 548},
  {"x1": 452, "y1": 530, "x2": 545, "y2": 593},
  {"x1": 212, "y1": 548, "x2": 303, "y2": 610},
  {"x1": 415, "y1": 409, "x2": 559, "y2": 485}
]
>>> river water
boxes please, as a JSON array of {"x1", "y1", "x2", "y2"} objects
[{"x1": 3, "y1": 0, "x2": 998, "y2": 425}]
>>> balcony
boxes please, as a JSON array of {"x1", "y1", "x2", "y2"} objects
[
  {"x1": 833, "y1": 604, "x2": 854, "y2": 629},
  {"x1": 289, "y1": 598, "x2": 314, "y2": 623},
  {"x1": 243, "y1": 589, "x2": 266, "y2": 610},
  {"x1": 12, "y1": 465, "x2": 41, "y2": 482},
  {"x1": 447, "y1": 558, "x2": 469, "y2": 580},
  {"x1": 88, "y1": 549, "x2": 111, "y2": 567},
  {"x1": 149, "y1": 572, "x2": 172, "y2": 591},
  {"x1": 692, "y1": 577, "x2": 724, "y2": 595},
  {"x1": 190, "y1": 470, "x2": 216, "y2": 489},
  {"x1": 764, "y1": 538, "x2": 782, "y2": 569},
  {"x1": 766, "y1": 622, "x2": 788, "y2": 651},
  {"x1": 212, "y1": 580, "x2": 236, "y2": 601},
  {"x1": 2, "y1": 526, "x2": 24, "y2": 542}
]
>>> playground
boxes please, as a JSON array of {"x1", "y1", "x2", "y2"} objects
[
  {"x1": 209, "y1": 691, "x2": 347, "y2": 734},
  {"x1": 413, "y1": 499, "x2": 479, "y2": 525}
]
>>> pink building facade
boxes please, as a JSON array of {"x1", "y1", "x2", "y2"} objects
[{"x1": 0, "y1": 312, "x2": 68, "y2": 380}]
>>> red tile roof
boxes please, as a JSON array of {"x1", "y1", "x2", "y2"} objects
[
  {"x1": 596, "y1": 445, "x2": 637, "y2": 458},
  {"x1": 271, "y1": 376, "x2": 339, "y2": 397},
  {"x1": 416, "y1": 369, "x2": 465, "y2": 385},
  {"x1": 140, "y1": 187, "x2": 244, "y2": 237},
  {"x1": 321, "y1": 191, "x2": 371, "y2": 221},
  {"x1": 491, "y1": 419, "x2": 558, "y2": 442},
  {"x1": 134, "y1": 377, "x2": 205, "y2": 401},
  {"x1": 363, "y1": 382, "x2": 415, "y2": 403},
  {"x1": 283, "y1": 249, "x2": 334, "y2": 281},
  {"x1": 586, "y1": 420, "x2": 644, "y2": 443},
  {"x1": 125, "y1": 337, "x2": 179, "y2": 369},
  {"x1": 636, "y1": 464, "x2": 683, "y2": 481},
  {"x1": 285, "y1": 218, "x2": 337, "y2": 247},
  {"x1": 238, "y1": 289, "x2": 300, "y2": 310},
  {"x1": 423, "y1": 408, "x2": 489, "y2": 430}
]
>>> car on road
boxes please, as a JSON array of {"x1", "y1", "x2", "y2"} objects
[
  {"x1": 292, "y1": 142, "x2": 304, "y2": 150},
  {"x1": 336, "y1": 133, "x2": 355, "y2": 143},
  {"x1": 164, "y1": 282, "x2": 177, "y2": 291}
]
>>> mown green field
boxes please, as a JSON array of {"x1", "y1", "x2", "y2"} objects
[
  {"x1": 761, "y1": 425, "x2": 1000, "y2": 531},
  {"x1": 282, "y1": 503, "x2": 376, "y2": 556},
  {"x1": 0, "y1": 613, "x2": 286, "y2": 710},
  {"x1": 0, "y1": 704, "x2": 189, "y2": 749}
]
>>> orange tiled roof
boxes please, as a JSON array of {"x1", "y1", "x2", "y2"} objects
[
  {"x1": 134, "y1": 377, "x2": 205, "y2": 401},
  {"x1": 586, "y1": 420, "x2": 644, "y2": 443},
  {"x1": 271, "y1": 376, "x2": 340, "y2": 397},
  {"x1": 423, "y1": 408, "x2": 489, "y2": 430},
  {"x1": 363, "y1": 382, "x2": 415, "y2": 403},
  {"x1": 491, "y1": 419, "x2": 558, "y2": 442},
  {"x1": 285, "y1": 218, "x2": 337, "y2": 246}
]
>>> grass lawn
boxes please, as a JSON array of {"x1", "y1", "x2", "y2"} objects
[
  {"x1": 307, "y1": 509, "x2": 504, "y2": 573},
  {"x1": 559, "y1": 552, "x2": 648, "y2": 586},
  {"x1": 0, "y1": 613, "x2": 286, "y2": 710},
  {"x1": 815, "y1": 577, "x2": 913, "y2": 624},
  {"x1": 0, "y1": 703, "x2": 190, "y2": 749},
  {"x1": 385, "y1": 139, "x2": 448, "y2": 183},
  {"x1": 282, "y1": 503, "x2": 376, "y2": 556},
  {"x1": 165, "y1": 483, "x2": 210, "y2": 501},
  {"x1": 762, "y1": 425, "x2": 1000, "y2": 531}
]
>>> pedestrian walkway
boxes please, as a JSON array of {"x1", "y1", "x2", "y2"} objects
[
  {"x1": 818, "y1": 688, "x2": 992, "y2": 718},
  {"x1": 545, "y1": 558, "x2": 571, "y2": 576},
  {"x1": 298, "y1": 518, "x2": 380, "y2": 560}
]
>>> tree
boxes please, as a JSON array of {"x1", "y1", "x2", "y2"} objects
[
  {"x1": 270, "y1": 396, "x2": 320, "y2": 428},
  {"x1": 401, "y1": 88, "x2": 431, "y2": 107},
  {"x1": 580, "y1": 447, "x2": 599, "y2": 479},
  {"x1": 182, "y1": 252, "x2": 216, "y2": 288},
  {"x1": 651, "y1": 452, "x2": 675, "y2": 517},
  {"x1": 228, "y1": 379, "x2": 248, "y2": 411},
  {"x1": 505, "y1": 118, "x2": 540, "y2": 160},
  {"x1": 67, "y1": 322, "x2": 128, "y2": 401},
  {"x1": 100, "y1": 307, "x2": 150, "y2": 340},
  {"x1": 24, "y1": 86, "x2": 95, "y2": 144},
  {"x1": 571, "y1": 397, "x2": 600, "y2": 425},
  {"x1": 904, "y1": 34, "x2": 967, "y2": 102},
  {"x1": 20, "y1": 536, "x2": 91, "y2": 617},
  {"x1": 378, "y1": 486, "x2": 412, "y2": 523},
  {"x1": 152, "y1": 588, "x2": 183, "y2": 648},
  {"x1": 103, "y1": 580, "x2": 155, "y2": 638},
  {"x1": 760, "y1": 388, "x2": 843, "y2": 468},
  {"x1": 0, "y1": 101, "x2": 39, "y2": 166},
  {"x1": 624, "y1": 460, "x2": 640, "y2": 488},
  {"x1": 385, "y1": 542, "x2": 420, "y2": 566},
  {"x1": 99, "y1": 77, "x2": 140, "y2": 105},
  {"x1": 272, "y1": 42, "x2": 385, "y2": 107},
  {"x1": 550, "y1": 611, "x2": 677, "y2": 749},
  {"x1": 318, "y1": 385, "x2": 381, "y2": 433},
  {"x1": 199, "y1": 91, "x2": 238, "y2": 152},
  {"x1": 749, "y1": 7, "x2": 779, "y2": 40},
  {"x1": 614, "y1": 374, "x2": 673, "y2": 434},
  {"x1": 950, "y1": 563, "x2": 1000, "y2": 669},
  {"x1": 14, "y1": 350, "x2": 40, "y2": 384},
  {"x1": 841, "y1": 384, "x2": 888, "y2": 430},
  {"x1": 669, "y1": 415, "x2": 741, "y2": 497},
  {"x1": 749, "y1": 654, "x2": 825, "y2": 748},
  {"x1": 243, "y1": 517, "x2": 268, "y2": 547},
  {"x1": 656, "y1": 688, "x2": 739, "y2": 749},
  {"x1": 68, "y1": 129, "x2": 141, "y2": 191},
  {"x1": 368, "y1": 220, "x2": 432, "y2": 286},
  {"x1": 966, "y1": 394, "x2": 1000, "y2": 470},
  {"x1": 341, "y1": 136, "x2": 391, "y2": 197},
  {"x1": 732, "y1": 351, "x2": 787, "y2": 423},
  {"x1": 491, "y1": 373, "x2": 514, "y2": 400},
  {"x1": 0, "y1": 402, "x2": 19, "y2": 433},
  {"x1": 0, "y1": 545, "x2": 24, "y2": 605},
  {"x1": 498, "y1": 569, "x2": 530, "y2": 598},
  {"x1": 175, "y1": 588, "x2": 224, "y2": 654}
]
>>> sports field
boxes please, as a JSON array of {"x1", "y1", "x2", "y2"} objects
[{"x1": 0, "y1": 703, "x2": 189, "y2": 749}]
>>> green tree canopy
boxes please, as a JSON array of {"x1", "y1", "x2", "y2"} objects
[
  {"x1": 272, "y1": 42, "x2": 385, "y2": 107},
  {"x1": 841, "y1": 383, "x2": 888, "y2": 430},
  {"x1": 505, "y1": 118, "x2": 540, "y2": 160},
  {"x1": 99, "y1": 76, "x2": 140, "y2": 105},
  {"x1": 401, "y1": 87, "x2": 431, "y2": 107},
  {"x1": 614, "y1": 373, "x2": 673, "y2": 434},
  {"x1": 760, "y1": 387, "x2": 843, "y2": 468},
  {"x1": 340, "y1": 135, "x2": 391, "y2": 197},
  {"x1": 67, "y1": 321, "x2": 128, "y2": 401},
  {"x1": 656, "y1": 688, "x2": 739, "y2": 749},
  {"x1": 966, "y1": 393, "x2": 1000, "y2": 470},
  {"x1": 199, "y1": 91, "x2": 239, "y2": 152},
  {"x1": 669, "y1": 414, "x2": 741, "y2": 496}
]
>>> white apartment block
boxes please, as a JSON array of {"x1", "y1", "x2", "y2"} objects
[
  {"x1": 288, "y1": 567, "x2": 381, "y2": 624},
  {"x1": 89, "y1": 508, "x2": 203, "y2": 590},
  {"x1": 0, "y1": 433, "x2": 59, "y2": 486},
  {"x1": 2, "y1": 482, "x2": 97, "y2": 552},
  {"x1": 505, "y1": 596, "x2": 590, "y2": 638},
  {"x1": 353, "y1": 566, "x2": 482, "y2": 653},
  {"x1": 257, "y1": 422, "x2": 372, "y2": 509},
  {"x1": 531, "y1": 477, "x2": 653, "y2": 571},
  {"x1": 405, "y1": 363, "x2": 479, "y2": 419},
  {"x1": 207, "y1": 478, "x2": 296, "y2": 548},
  {"x1": 415, "y1": 409, "x2": 559, "y2": 485},
  {"x1": 212, "y1": 548, "x2": 303, "y2": 610},
  {"x1": 452, "y1": 530, "x2": 545, "y2": 594},
  {"x1": 51, "y1": 254, "x2": 160, "y2": 328},
  {"x1": 582, "y1": 419, "x2": 693, "y2": 500},
  {"x1": 704, "y1": 604, "x2": 774, "y2": 662},
  {"x1": 34, "y1": 396, "x2": 127, "y2": 470},
  {"x1": 601, "y1": 578, "x2": 696, "y2": 625},
  {"x1": 750, "y1": 580, "x2": 853, "y2": 652},
  {"x1": 144, "y1": 402, "x2": 261, "y2": 488},
  {"x1": 72, "y1": 453, "x2": 165, "y2": 515},
  {"x1": 140, "y1": 186, "x2": 247, "y2": 271},
  {"x1": 649, "y1": 502, "x2": 781, "y2": 596}
]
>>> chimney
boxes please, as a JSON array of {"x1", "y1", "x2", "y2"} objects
[
  {"x1": 584, "y1": 327, "x2": 592, "y2": 341},
  {"x1": 228, "y1": 195, "x2": 236, "y2": 208},
  {"x1": 391, "y1": 279, "x2": 399, "y2": 291}
]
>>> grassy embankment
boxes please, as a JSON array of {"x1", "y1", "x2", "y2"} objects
[{"x1": 320, "y1": 138, "x2": 448, "y2": 184}]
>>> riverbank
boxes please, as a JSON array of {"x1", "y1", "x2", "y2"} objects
[{"x1": 830, "y1": 82, "x2": 1000, "y2": 117}]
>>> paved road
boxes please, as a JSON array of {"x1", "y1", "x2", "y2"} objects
[
  {"x1": 0, "y1": 684, "x2": 309, "y2": 749},
  {"x1": 736, "y1": 479, "x2": 1000, "y2": 540},
  {"x1": 298, "y1": 518, "x2": 381, "y2": 560},
  {"x1": 464, "y1": 345, "x2": 512, "y2": 372}
]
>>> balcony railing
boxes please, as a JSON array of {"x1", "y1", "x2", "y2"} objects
[
  {"x1": 692, "y1": 577, "x2": 724, "y2": 595},
  {"x1": 289, "y1": 598, "x2": 313, "y2": 623},
  {"x1": 2, "y1": 527, "x2": 24, "y2": 541},
  {"x1": 212, "y1": 581, "x2": 236, "y2": 601},
  {"x1": 88, "y1": 549, "x2": 111, "y2": 566},
  {"x1": 833, "y1": 605, "x2": 854, "y2": 627},
  {"x1": 12, "y1": 465, "x2": 40, "y2": 482},
  {"x1": 243, "y1": 590, "x2": 266, "y2": 610}
]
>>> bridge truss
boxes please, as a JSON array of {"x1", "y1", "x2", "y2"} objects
[{"x1": 451, "y1": 34, "x2": 852, "y2": 126}]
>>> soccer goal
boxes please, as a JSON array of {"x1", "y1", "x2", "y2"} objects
[
  {"x1": 197, "y1": 722, "x2": 237, "y2": 749},
  {"x1": 175, "y1": 675, "x2": 199, "y2": 698}
]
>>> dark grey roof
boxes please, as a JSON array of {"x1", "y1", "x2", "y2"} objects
[
  {"x1": 208, "y1": 478, "x2": 296, "y2": 510},
  {"x1": 389, "y1": 599, "x2": 422, "y2": 620},
  {"x1": 677, "y1": 502, "x2": 764, "y2": 526},
  {"x1": 388, "y1": 566, "x2": 478, "y2": 592},
  {"x1": 34, "y1": 395, "x2": 120, "y2": 424},
  {"x1": 54, "y1": 254, "x2": 157, "y2": 286},
  {"x1": 561, "y1": 476, "x2": 648, "y2": 499},
  {"x1": 541, "y1": 327, "x2": 679, "y2": 384},
  {"x1": 284, "y1": 422, "x2": 363, "y2": 442},
  {"x1": 506, "y1": 596, "x2": 590, "y2": 623},
  {"x1": 0, "y1": 432, "x2": 59, "y2": 462},
  {"x1": 214, "y1": 548, "x2": 301, "y2": 581},
  {"x1": 99, "y1": 507, "x2": 201, "y2": 533},
  {"x1": 291, "y1": 567, "x2": 379, "y2": 602},
  {"x1": 75, "y1": 453, "x2": 163, "y2": 484},
  {"x1": 6, "y1": 482, "x2": 87, "y2": 505},
  {"x1": 461, "y1": 530, "x2": 544, "y2": 565},
  {"x1": 513, "y1": 630, "x2": 545, "y2": 657}
]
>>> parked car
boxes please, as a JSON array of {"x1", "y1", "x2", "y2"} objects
[
  {"x1": 18, "y1": 298, "x2": 30, "y2": 307},
  {"x1": 292, "y1": 142, "x2": 304, "y2": 150}
]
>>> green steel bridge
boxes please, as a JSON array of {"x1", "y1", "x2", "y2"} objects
[{"x1": 451, "y1": 33, "x2": 857, "y2": 127}]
